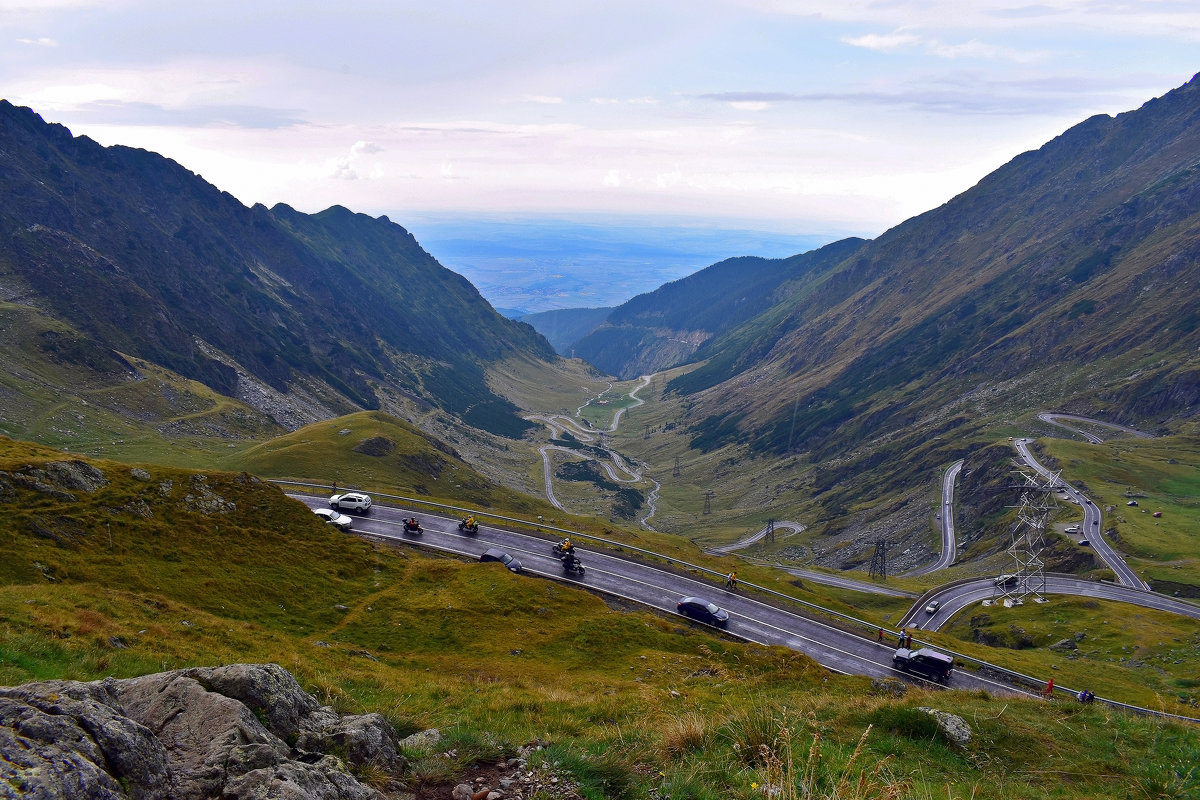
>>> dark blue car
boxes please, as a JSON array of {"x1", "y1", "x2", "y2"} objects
[{"x1": 676, "y1": 596, "x2": 729, "y2": 628}]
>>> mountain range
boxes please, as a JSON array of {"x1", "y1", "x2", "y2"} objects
[
  {"x1": 2, "y1": 73, "x2": 1199, "y2": 566},
  {"x1": 0, "y1": 99, "x2": 555, "y2": 439}
]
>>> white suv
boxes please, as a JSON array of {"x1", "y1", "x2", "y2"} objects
[{"x1": 329, "y1": 492, "x2": 372, "y2": 514}]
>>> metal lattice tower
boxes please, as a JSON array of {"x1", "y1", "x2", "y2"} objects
[
  {"x1": 673, "y1": 456, "x2": 681, "y2": 477},
  {"x1": 995, "y1": 469, "x2": 1060, "y2": 603},
  {"x1": 868, "y1": 539, "x2": 888, "y2": 580},
  {"x1": 765, "y1": 519, "x2": 776, "y2": 544},
  {"x1": 703, "y1": 490, "x2": 714, "y2": 515}
]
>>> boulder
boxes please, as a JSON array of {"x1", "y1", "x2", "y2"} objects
[
  {"x1": 917, "y1": 707, "x2": 972, "y2": 748},
  {"x1": 0, "y1": 664, "x2": 400, "y2": 800}
]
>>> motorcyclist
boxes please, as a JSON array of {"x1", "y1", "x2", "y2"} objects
[{"x1": 465, "y1": 515, "x2": 476, "y2": 529}]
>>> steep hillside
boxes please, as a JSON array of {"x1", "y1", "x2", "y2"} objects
[
  {"x1": 572, "y1": 238, "x2": 866, "y2": 378},
  {"x1": 0, "y1": 100, "x2": 556, "y2": 439},
  {"x1": 673, "y1": 75, "x2": 1200, "y2": 447},
  {"x1": 2, "y1": 438, "x2": 1198, "y2": 800},
  {"x1": 585, "y1": 74, "x2": 1200, "y2": 568}
]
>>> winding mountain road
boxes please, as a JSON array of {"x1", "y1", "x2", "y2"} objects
[
  {"x1": 1013, "y1": 437, "x2": 1148, "y2": 590},
  {"x1": 293, "y1": 492, "x2": 1039, "y2": 695},
  {"x1": 907, "y1": 459, "x2": 963, "y2": 576},
  {"x1": 528, "y1": 375, "x2": 661, "y2": 526}
]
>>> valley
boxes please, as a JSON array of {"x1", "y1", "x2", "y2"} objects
[{"x1": 3, "y1": 72, "x2": 1200, "y2": 800}]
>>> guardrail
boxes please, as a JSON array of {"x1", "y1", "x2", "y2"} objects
[{"x1": 279, "y1": 479, "x2": 1200, "y2": 725}]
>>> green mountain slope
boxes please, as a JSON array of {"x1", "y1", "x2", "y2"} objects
[
  {"x1": 672, "y1": 75, "x2": 1200, "y2": 451},
  {"x1": 571, "y1": 239, "x2": 866, "y2": 379},
  {"x1": 0, "y1": 100, "x2": 556, "y2": 439},
  {"x1": 2, "y1": 439, "x2": 1197, "y2": 799}
]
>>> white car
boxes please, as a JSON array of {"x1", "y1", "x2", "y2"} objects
[
  {"x1": 1064, "y1": 525, "x2": 1080, "y2": 533},
  {"x1": 313, "y1": 508, "x2": 353, "y2": 531},
  {"x1": 925, "y1": 600, "x2": 941, "y2": 615},
  {"x1": 329, "y1": 492, "x2": 372, "y2": 514}
]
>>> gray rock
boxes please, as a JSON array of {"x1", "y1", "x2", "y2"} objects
[
  {"x1": 917, "y1": 707, "x2": 972, "y2": 748},
  {"x1": 1049, "y1": 638, "x2": 1078, "y2": 651},
  {"x1": 452, "y1": 784, "x2": 475, "y2": 800},
  {"x1": 298, "y1": 711, "x2": 405, "y2": 772},
  {"x1": 0, "y1": 664, "x2": 397, "y2": 800},
  {"x1": 870, "y1": 677, "x2": 908, "y2": 697},
  {"x1": 398, "y1": 727, "x2": 442, "y2": 753},
  {"x1": 131, "y1": 467, "x2": 152, "y2": 481},
  {"x1": 0, "y1": 679, "x2": 172, "y2": 800},
  {"x1": 43, "y1": 460, "x2": 109, "y2": 492}
]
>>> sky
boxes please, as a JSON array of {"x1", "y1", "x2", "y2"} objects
[{"x1": 2, "y1": 0, "x2": 1198, "y2": 240}]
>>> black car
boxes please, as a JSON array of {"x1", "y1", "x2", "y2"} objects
[
  {"x1": 480, "y1": 547, "x2": 522, "y2": 574},
  {"x1": 892, "y1": 647, "x2": 954, "y2": 682},
  {"x1": 676, "y1": 596, "x2": 729, "y2": 628}
]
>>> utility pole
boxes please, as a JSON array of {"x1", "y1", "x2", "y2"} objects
[
  {"x1": 868, "y1": 539, "x2": 888, "y2": 580},
  {"x1": 996, "y1": 470, "x2": 1057, "y2": 604}
]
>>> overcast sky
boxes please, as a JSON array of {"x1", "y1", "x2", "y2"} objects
[{"x1": 2, "y1": 1, "x2": 1197, "y2": 238}]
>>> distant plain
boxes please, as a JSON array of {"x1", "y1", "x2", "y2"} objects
[{"x1": 404, "y1": 216, "x2": 837, "y2": 315}]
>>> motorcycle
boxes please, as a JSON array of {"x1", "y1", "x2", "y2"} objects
[
  {"x1": 457, "y1": 518, "x2": 479, "y2": 534},
  {"x1": 561, "y1": 553, "x2": 585, "y2": 576},
  {"x1": 552, "y1": 538, "x2": 575, "y2": 557},
  {"x1": 402, "y1": 518, "x2": 423, "y2": 535}
]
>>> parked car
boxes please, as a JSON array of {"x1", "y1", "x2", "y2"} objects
[
  {"x1": 329, "y1": 492, "x2": 372, "y2": 514},
  {"x1": 676, "y1": 597, "x2": 729, "y2": 628},
  {"x1": 480, "y1": 547, "x2": 522, "y2": 574},
  {"x1": 313, "y1": 508, "x2": 353, "y2": 531},
  {"x1": 925, "y1": 600, "x2": 941, "y2": 614},
  {"x1": 1064, "y1": 525, "x2": 1080, "y2": 533},
  {"x1": 892, "y1": 647, "x2": 954, "y2": 682},
  {"x1": 1077, "y1": 539, "x2": 1090, "y2": 546}
]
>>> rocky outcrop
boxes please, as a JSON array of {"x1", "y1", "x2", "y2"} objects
[
  {"x1": 0, "y1": 663, "x2": 404, "y2": 800},
  {"x1": 917, "y1": 707, "x2": 972, "y2": 749}
]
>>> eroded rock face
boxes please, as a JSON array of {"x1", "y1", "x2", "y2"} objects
[{"x1": 0, "y1": 664, "x2": 403, "y2": 800}]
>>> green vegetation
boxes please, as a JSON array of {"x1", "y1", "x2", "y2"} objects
[
  {"x1": 1037, "y1": 435, "x2": 1200, "y2": 593},
  {"x1": 2, "y1": 438, "x2": 1198, "y2": 799}
]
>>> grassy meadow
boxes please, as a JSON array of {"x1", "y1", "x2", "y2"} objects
[{"x1": 2, "y1": 436, "x2": 1199, "y2": 799}]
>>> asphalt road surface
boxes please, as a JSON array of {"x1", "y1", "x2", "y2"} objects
[
  {"x1": 295, "y1": 493, "x2": 1041, "y2": 697},
  {"x1": 1013, "y1": 438, "x2": 1148, "y2": 590}
]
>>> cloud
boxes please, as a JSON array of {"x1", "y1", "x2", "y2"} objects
[
  {"x1": 698, "y1": 76, "x2": 1123, "y2": 115},
  {"x1": 329, "y1": 140, "x2": 383, "y2": 180},
  {"x1": 842, "y1": 27, "x2": 1044, "y2": 62},
  {"x1": 841, "y1": 29, "x2": 921, "y2": 52},
  {"x1": 71, "y1": 100, "x2": 307, "y2": 129},
  {"x1": 523, "y1": 95, "x2": 564, "y2": 104},
  {"x1": 16, "y1": 37, "x2": 58, "y2": 46}
]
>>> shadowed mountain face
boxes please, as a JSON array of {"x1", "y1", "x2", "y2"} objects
[
  {"x1": 571, "y1": 239, "x2": 867, "y2": 378},
  {"x1": 0, "y1": 101, "x2": 556, "y2": 437},
  {"x1": 582, "y1": 75, "x2": 1200, "y2": 454}
]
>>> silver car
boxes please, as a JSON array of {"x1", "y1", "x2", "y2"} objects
[{"x1": 313, "y1": 508, "x2": 353, "y2": 531}]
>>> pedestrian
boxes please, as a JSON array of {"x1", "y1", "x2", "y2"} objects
[
  {"x1": 1042, "y1": 677, "x2": 1054, "y2": 699},
  {"x1": 725, "y1": 571, "x2": 737, "y2": 590},
  {"x1": 877, "y1": 628, "x2": 884, "y2": 642},
  {"x1": 331, "y1": 481, "x2": 337, "y2": 493}
]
